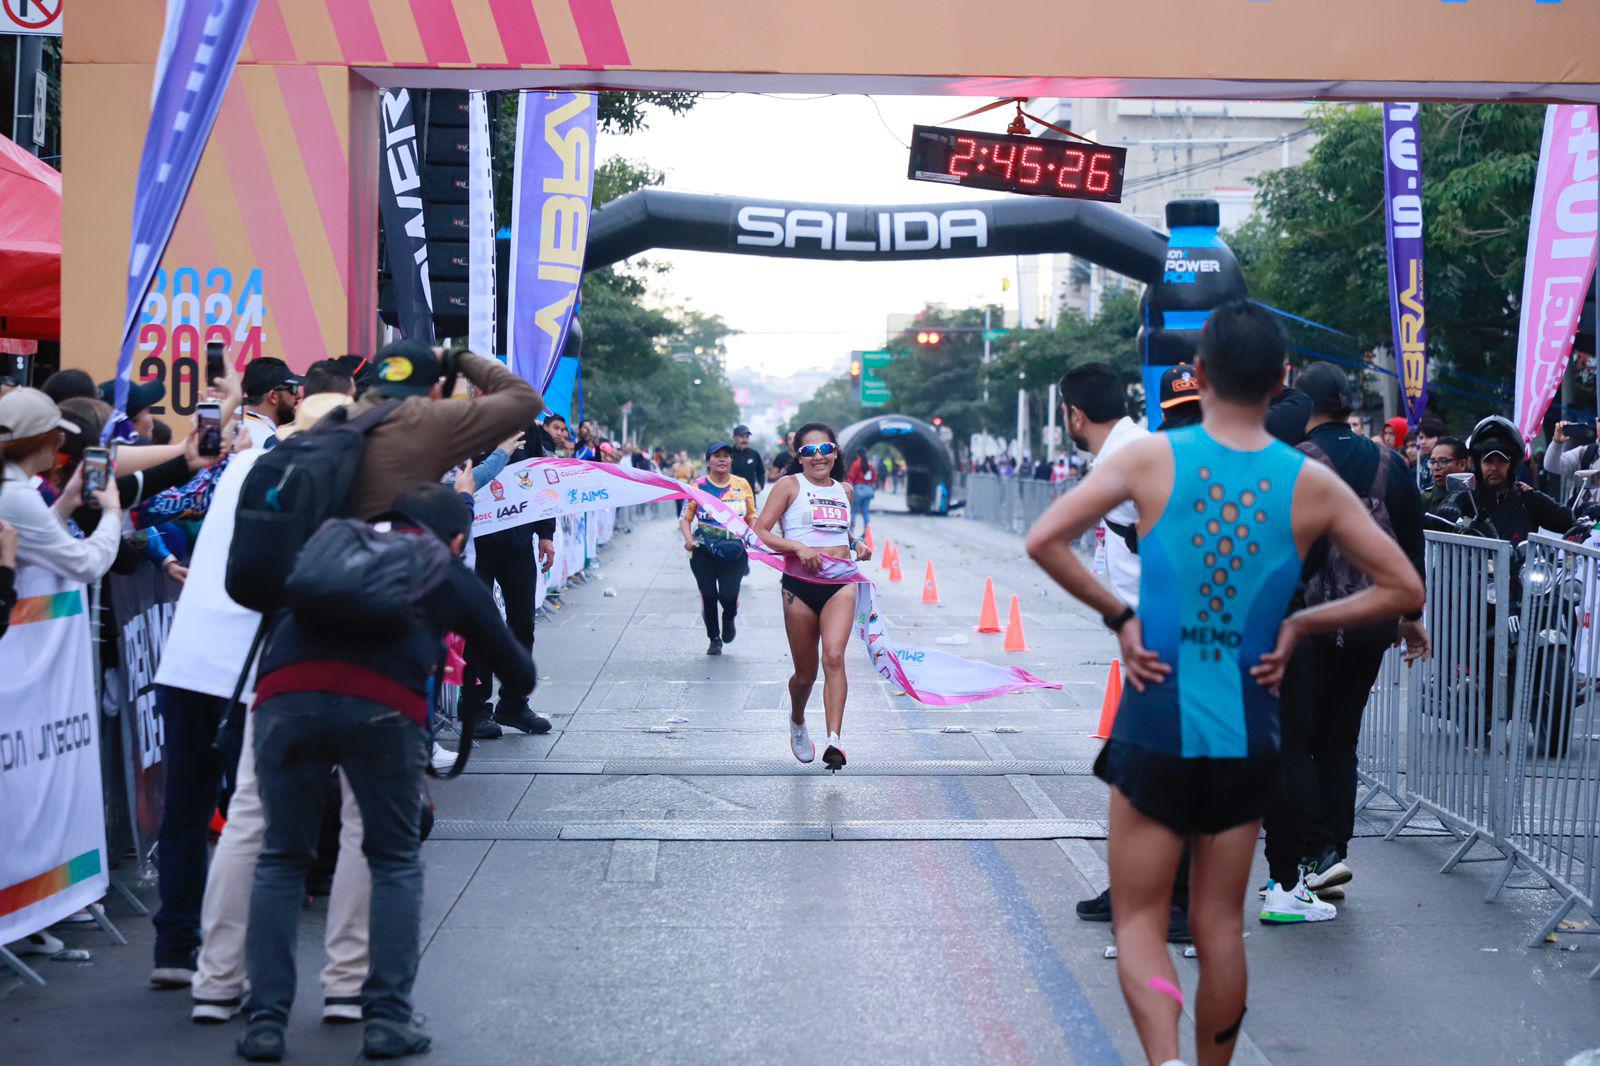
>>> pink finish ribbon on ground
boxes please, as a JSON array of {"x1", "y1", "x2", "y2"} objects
[{"x1": 473, "y1": 457, "x2": 1061, "y2": 706}]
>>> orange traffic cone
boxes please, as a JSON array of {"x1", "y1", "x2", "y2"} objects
[
  {"x1": 1002, "y1": 595, "x2": 1028, "y2": 652},
  {"x1": 889, "y1": 554, "x2": 904, "y2": 582},
  {"x1": 921, "y1": 561, "x2": 940, "y2": 604},
  {"x1": 863, "y1": 526, "x2": 875, "y2": 551},
  {"x1": 975, "y1": 578, "x2": 1002, "y2": 633},
  {"x1": 1090, "y1": 660, "x2": 1124, "y2": 739},
  {"x1": 880, "y1": 538, "x2": 895, "y2": 571}
]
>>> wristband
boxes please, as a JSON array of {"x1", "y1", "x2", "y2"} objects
[{"x1": 1103, "y1": 605, "x2": 1136, "y2": 634}]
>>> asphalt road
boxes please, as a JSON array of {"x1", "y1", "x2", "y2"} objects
[{"x1": 6, "y1": 495, "x2": 1599, "y2": 1064}]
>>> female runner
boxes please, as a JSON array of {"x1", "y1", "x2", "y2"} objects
[
  {"x1": 679, "y1": 441, "x2": 757, "y2": 656},
  {"x1": 752, "y1": 423, "x2": 872, "y2": 771}
]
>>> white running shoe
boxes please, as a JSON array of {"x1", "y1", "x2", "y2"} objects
[
  {"x1": 789, "y1": 719, "x2": 815, "y2": 764},
  {"x1": 431, "y1": 743, "x2": 457, "y2": 773},
  {"x1": 10, "y1": 931, "x2": 63, "y2": 956},
  {"x1": 1259, "y1": 879, "x2": 1336, "y2": 924}
]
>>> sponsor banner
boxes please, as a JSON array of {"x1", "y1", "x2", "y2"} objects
[
  {"x1": 113, "y1": 0, "x2": 259, "y2": 415},
  {"x1": 477, "y1": 459, "x2": 1059, "y2": 706},
  {"x1": 379, "y1": 88, "x2": 435, "y2": 343},
  {"x1": 1515, "y1": 105, "x2": 1600, "y2": 446},
  {"x1": 1381, "y1": 103, "x2": 1430, "y2": 427},
  {"x1": 467, "y1": 91, "x2": 496, "y2": 358},
  {"x1": 106, "y1": 567, "x2": 182, "y2": 869},
  {"x1": 508, "y1": 91, "x2": 596, "y2": 392},
  {"x1": 0, "y1": 567, "x2": 109, "y2": 943}
]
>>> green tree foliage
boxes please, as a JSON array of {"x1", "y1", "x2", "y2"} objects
[
  {"x1": 790, "y1": 373, "x2": 865, "y2": 435},
  {"x1": 991, "y1": 288, "x2": 1143, "y2": 416},
  {"x1": 1229, "y1": 104, "x2": 1545, "y2": 420}
]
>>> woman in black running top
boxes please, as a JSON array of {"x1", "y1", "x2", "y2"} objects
[{"x1": 752, "y1": 423, "x2": 872, "y2": 772}]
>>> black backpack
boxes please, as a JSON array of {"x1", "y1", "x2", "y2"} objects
[
  {"x1": 225, "y1": 400, "x2": 402, "y2": 614},
  {"x1": 1298, "y1": 440, "x2": 1397, "y2": 610},
  {"x1": 284, "y1": 519, "x2": 453, "y2": 638}
]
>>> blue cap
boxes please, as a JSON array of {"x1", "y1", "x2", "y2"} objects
[{"x1": 705, "y1": 440, "x2": 733, "y2": 459}]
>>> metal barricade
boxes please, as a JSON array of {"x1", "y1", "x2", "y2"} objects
[
  {"x1": 1355, "y1": 645, "x2": 1411, "y2": 816},
  {"x1": 1501, "y1": 533, "x2": 1600, "y2": 965},
  {"x1": 1388, "y1": 532, "x2": 1514, "y2": 873},
  {"x1": 961, "y1": 472, "x2": 1078, "y2": 537}
]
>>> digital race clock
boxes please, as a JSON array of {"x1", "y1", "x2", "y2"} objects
[{"x1": 907, "y1": 124, "x2": 1127, "y2": 203}]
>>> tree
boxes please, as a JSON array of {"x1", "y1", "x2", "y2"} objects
[
  {"x1": 790, "y1": 374, "x2": 864, "y2": 434},
  {"x1": 1229, "y1": 104, "x2": 1546, "y2": 421},
  {"x1": 990, "y1": 287, "x2": 1143, "y2": 416}
]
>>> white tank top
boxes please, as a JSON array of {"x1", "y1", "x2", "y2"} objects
[{"x1": 780, "y1": 474, "x2": 851, "y2": 548}]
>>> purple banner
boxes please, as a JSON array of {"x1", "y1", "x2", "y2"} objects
[
  {"x1": 113, "y1": 0, "x2": 259, "y2": 415},
  {"x1": 508, "y1": 91, "x2": 596, "y2": 392},
  {"x1": 1381, "y1": 102, "x2": 1429, "y2": 427}
]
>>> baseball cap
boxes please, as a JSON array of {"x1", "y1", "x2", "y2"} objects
[
  {"x1": 98, "y1": 378, "x2": 166, "y2": 419},
  {"x1": 0, "y1": 387, "x2": 81, "y2": 442},
  {"x1": 705, "y1": 440, "x2": 734, "y2": 459},
  {"x1": 371, "y1": 340, "x2": 442, "y2": 398},
  {"x1": 380, "y1": 482, "x2": 472, "y2": 544},
  {"x1": 733, "y1": 424, "x2": 751, "y2": 436},
  {"x1": 1158, "y1": 364, "x2": 1201, "y2": 411},
  {"x1": 241, "y1": 357, "x2": 301, "y2": 399},
  {"x1": 1297, "y1": 361, "x2": 1355, "y2": 417}
]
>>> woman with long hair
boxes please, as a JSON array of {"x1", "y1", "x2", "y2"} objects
[{"x1": 751, "y1": 422, "x2": 872, "y2": 771}]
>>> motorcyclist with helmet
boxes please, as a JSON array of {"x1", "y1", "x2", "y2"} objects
[{"x1": 1444, "y1": 416, "x2": 1572, "y2": 543}]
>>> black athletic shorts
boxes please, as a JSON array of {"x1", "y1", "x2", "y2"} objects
[
  {"x1": 1094, "y1": 739, "x2": 1278, "y2": 836},
  {"x1": 780, "y1": 574, "x2": 847, "y2": 615}
]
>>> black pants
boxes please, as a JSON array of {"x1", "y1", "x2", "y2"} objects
[
  {"x1": 462, "y1": 533, "x2": 537, "y2": 711},
  {"x1": 152, "y1": 685, "x2": 241, "y2": 967},
  {"x1": 1264, "y1": 630, "x2": 1391, "y2": 884},
  {"x1": 688, "y1": 547, "x2": 746, "y2": 640}
]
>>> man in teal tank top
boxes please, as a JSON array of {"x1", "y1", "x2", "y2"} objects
[{"x1": 1026, "y1": 301, "x2": 1423, "y2": 1066}]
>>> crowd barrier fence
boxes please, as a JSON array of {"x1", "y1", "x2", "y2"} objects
[{"x1": 960, "y1": 472, "x2": 1083, "y2": 540}]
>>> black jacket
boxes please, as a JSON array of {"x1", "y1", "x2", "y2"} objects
[
  {"x1": 259, "y1": 548, "x2": 535, "y2": 708},
  {"x1": 1462, "y1": 481, "x2": 1573, "y2": 545},
  {"x1": 1301, "y1": 422, "x2": 1427, "y2": 614},
  {"x1": 1266, "y1": 385, "x2": 1312, "y2": 446},
  {"x1": 477, "y1": 423, "x2": 557, "y2": 549},
  {"x1": 729, "y1": 446, "x2": 765, "y2": 492}
]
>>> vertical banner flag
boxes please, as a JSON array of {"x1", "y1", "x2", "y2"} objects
[
  {"x1": 113, "y1": 0, "x2": 259, "y2": 413},
  {"x1": 0, "y1": 568, "x2": 109, "y2": 943},
  {"x1": 467, "y1": 91, "x2": 497, "y2": 357},
  {"x1": 1515, "y1": 105, "x2": 1600, "y2": 445},
  {"x1": 379, "y1": 89, "x2": 436, "y2": 343},
  {"x1": 508, "y1": 91, "x2": 596, "y2": 391},
  {"x1": 1381, "y1": 103, "x2": 1429, "y2": 427},
  {"x1": 107, "y1": 567, "x2": 183, "y2": 872}
]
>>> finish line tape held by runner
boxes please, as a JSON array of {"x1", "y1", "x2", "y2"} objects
[{"x1": 472, "y1": 457, "x2": 1061, "y2": 706}]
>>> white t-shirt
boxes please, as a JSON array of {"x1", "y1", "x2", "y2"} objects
[
  {"x1": 153, "y1": 450, "x2": 264, "y2": 698},
  {"x1": 1094, "y1": 417, "x2": 1149, "y2": 610}
]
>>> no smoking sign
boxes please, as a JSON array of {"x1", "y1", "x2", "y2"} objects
[{"x1": 3, "y1": 0, "x2": 63, "y2": 36}]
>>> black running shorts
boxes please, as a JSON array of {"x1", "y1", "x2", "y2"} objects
[
  {"x1": 780, "y1": 574, "x2": 848, "y2": 615},
  {"x1": 1094, "y1": 739, "x2": 1278, "y2": 836}
]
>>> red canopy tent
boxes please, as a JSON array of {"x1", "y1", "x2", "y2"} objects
[{"x1": 0, "y1": 132, "x2": 62, "y2": 341}]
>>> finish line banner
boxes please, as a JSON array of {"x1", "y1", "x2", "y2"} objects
[
  {"x1": 0, "y1": 568, "x2": 109, "y2": 943},
  {"x1": 508, "y1": 91, "x2": 596, "y2": 392},
  {"x1": 1381, "y1": 103, "x2": 1429, "y2": 427},
  {"x1": 1514, "y1": 104, "x2": 1600, "y2": 446},
  {"x1": 474, "y1": 458, "x2": 1059, "y2": 706}
]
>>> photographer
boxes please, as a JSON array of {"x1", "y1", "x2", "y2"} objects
[
  {"x1": 238, "y1": 484, "x2": 535, "y2": 1062},
  {"x1": 1456, "y1": 416, "x2": 1572, "y2": 543},
  {"x1": 1545, "y1": 420, "x2": 1600, "y2": 485}
]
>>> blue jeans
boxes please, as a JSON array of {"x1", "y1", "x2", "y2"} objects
[
  {"x1": 852, "y1": 483, "x2": 875, "y2": 534},
  {"x1": 153, "y1": 685, "x2": 239, "y2": 967},
  {"x1": 244, "y1": 692, "x2": 427, "y2": 1024}
]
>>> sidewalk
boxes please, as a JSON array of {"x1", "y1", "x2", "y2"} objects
[{"x1": 6, "y1": 507, "x2": 1598, "y2": 1064}]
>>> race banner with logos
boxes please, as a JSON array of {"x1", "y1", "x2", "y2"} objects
[
  {"x1": 112, "y1": 0, "x2": 258, "y2": 415},
  {"x1": 467, "y1": 91, "x2": 496, "y2": 358},
  {"x1": 1514, "y1": 104, "x2": 1600, "y2": 446},
  {"x1": 508, "y1": 91, "x2": 596, "y2": 392},
  {"x1": 106, "y1": 566, "x2": 182, "y2": 871},
  {"x1": 1381, "y1": 103, "x2": 1430, "y2": 427},
  {"x1": 379, "y1": 88, "x2": 436, "y2": 343},
  {"x1": 0, "y1": 568, "x2": 109, "y2": 943},
  {"x1": 474, "y1": 458, "x2": 1059, "y2": 706}
]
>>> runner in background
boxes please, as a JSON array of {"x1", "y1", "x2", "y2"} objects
[
  {"x1": 751, "y1": 423, "x2": 871, "y2": 772},
  {"x1": 670, "y1": 451, "x2": 696, "y2": 518},
  {"x1": 1026, "y1": 302, "x2": 1423, "y2": 1066},
  {"x1": 728, "y1": 424, "x2": 766, "y2": 495},
  {"x1": 845, "y1": 449, "x2": 877, "y2": 535},
  {"x1": 679, "y1": 441, "x2": 756, "y2": 656}
]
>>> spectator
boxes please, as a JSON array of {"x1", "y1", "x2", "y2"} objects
[
  {"x1": 1032, "y1": 457, "x2": 1051, "y2": 480},
  {"x1": 238, "y1": 484, "x2": 534, "y2": 1062},
  {"x1": 769, "y1": 432, "x2": 796, "y2": 481},
  {"x1": 573, "y1": 419, "x2": 597, "y2": 460},
  {"x1": 1346, "y1": 414, "x2": 1366, "y2": 437},
  {"x1": 728, "y1": 424, "x2": 766, "y2": 493},
  {"x1": 1413, "y1": 414, "x2": 1447, "y2": 490},
  {"x1": 343, "y1": 341, "x2": 541, "y2": 521},
  {"x1": 845, "y1": 449, "x2": 877, "y2": 534},
  {"x1": 97, "y1": 379, "x2": 167, "y2": 444},
  {"x1": 1544, "y1": 419, "x2": 1600, "y2": 479},
  {"x1": 0, "y1": 517, "x2": 15, "y2": 638},
  {"x1": 543, "y1": 413, "x2": 572, "y2": 456},
  {"x1": 0, "y1": 374, "x2": 18, "y2": 398},
  {"x1": 1403, "y1": 439, "x2": 1419, "y2": 469},
  {"x1": 239, "y1": 358, "x2": 302, "y2": 450},
  {"x1": 1422, "y1": 435, "x2": 1468, "y2": 511},
  {"x1": 1455, "y1": 416, "x2": 1572, "y2": 543},
  {"x1": 1381, "y1": 416, "x2": 1408, "y2": 451},
  {"x1": 41, "y1": 367, "x2": 97, "y2": 406},
  {"x1": 0, "y1": 388, "x2": 121, "y2": 582}
]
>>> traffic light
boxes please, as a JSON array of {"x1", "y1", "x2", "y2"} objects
[
  {"x1": 932, "y1": 416, "x2": 943, "y2": 427},
  {"x1": 915, "y1": 331, "x2": 942, "y2": 346},
  {"x1": 849, "y1": 357, "x2": 863, "y2": 403}
]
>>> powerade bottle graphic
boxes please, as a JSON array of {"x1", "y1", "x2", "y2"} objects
[{"x1": 1138, "y1": 200, "x2": 1248, "y2": 429}]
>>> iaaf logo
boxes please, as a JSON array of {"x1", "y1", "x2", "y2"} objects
[{"x1": 736, "y1": 206, "x2": 988, "y2": 253}]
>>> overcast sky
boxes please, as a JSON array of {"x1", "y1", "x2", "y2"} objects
[{"x1": 597, "y1": 95, "x2": 1023, "y2": 383}]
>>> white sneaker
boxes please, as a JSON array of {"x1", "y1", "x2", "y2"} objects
[
  {"x1": 789, "y1": 719, "x2": 815, "y2": 764},
  {"x1": 10, "y1": 931, "x2": 63, "y2": 956},
  {"x1": 431, "y1": 743, "x2": 457, "y2": 773},
  {"x1": 1259, "y1": 879, "x2": 1336, "y2": 924}
]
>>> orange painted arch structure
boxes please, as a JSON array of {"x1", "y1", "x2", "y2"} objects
[{"x1": 61, "y1": 0, "x2": 1600, "y2": 398}]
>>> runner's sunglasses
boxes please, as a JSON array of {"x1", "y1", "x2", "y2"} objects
[{"x1": 797, "y1": 442, "x2": 838, "y2": 458}]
